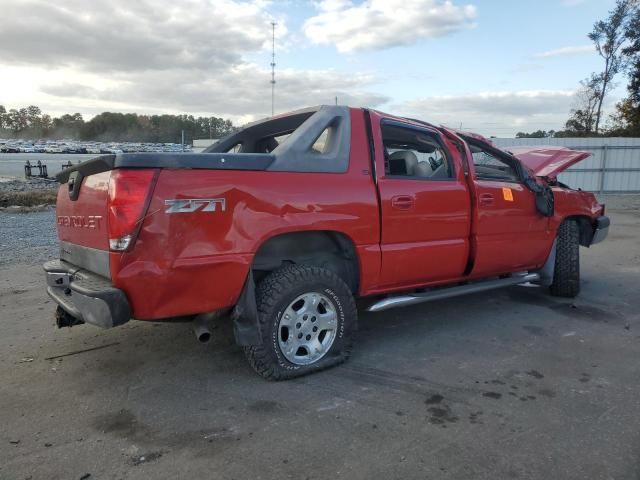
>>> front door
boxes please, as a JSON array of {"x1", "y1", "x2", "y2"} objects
[{"x1": 467, "y1": 144, "x2": 552, "y2": 276}]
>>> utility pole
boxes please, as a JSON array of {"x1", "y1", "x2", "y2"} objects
[{"x1": 270, "y1": 22, "x2": 276, "y2": 117}]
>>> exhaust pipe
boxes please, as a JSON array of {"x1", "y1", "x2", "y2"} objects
[
  {"x1": 193, "y1": 314, "x2": 212, "y2": 343},
  {"x1": 55, "y1": 306, "x2": 84, "y2": 328}
]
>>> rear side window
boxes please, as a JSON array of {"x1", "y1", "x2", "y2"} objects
[
  {"x1": 381, "y1": 122, "x2": 453, "y2": 179},
  {"x1": 310, "y1": 128, "x2": 330, "y2": 154}
]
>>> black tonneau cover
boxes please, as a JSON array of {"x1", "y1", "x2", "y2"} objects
[{"x1": 56, "y1": 153, "x2": 275, "y2": 183}]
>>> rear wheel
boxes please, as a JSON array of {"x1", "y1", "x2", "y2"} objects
[
  {"x1": 243, "y1": 264, "x2": 357, "y2": 380},
  {"x1": 550, "y1": 219, "x2": 580, "y2": 298}
]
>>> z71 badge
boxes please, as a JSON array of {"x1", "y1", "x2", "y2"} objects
[{"x1": 164, "y1": 198, "x2": 226, "y2": 214}]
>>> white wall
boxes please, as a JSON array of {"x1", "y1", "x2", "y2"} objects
[{"x1": 492, "y1": 137, "x2": 640, "y2": 193}]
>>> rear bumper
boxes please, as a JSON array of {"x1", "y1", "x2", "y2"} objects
[
  {"x1": 590, "y1": 215, "x2": 610, "y2": 245},
  {"x1": 43, "y1": 260, "x2": 130, "y2": 329}
]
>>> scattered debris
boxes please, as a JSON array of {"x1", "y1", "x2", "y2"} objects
[
  {"x1": 18, "y1": 357, "x2": 34, "y2": 363},
  {"x1": 130, "y1": 450, "x2": 165, "y2": 466}
]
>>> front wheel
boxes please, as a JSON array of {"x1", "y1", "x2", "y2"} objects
[
  {"x1": 243, "y1": 265, "x2": 357, "y2": 380},
  {"x1": 550, "y1": 219, "x2": 580, "y2": 298}
]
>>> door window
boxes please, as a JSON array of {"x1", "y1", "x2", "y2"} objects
[
  {"x1": 381, "y1": 123, "x2": 453, "y2": 179},
  {"x1": 471, "y1": 146, "x2": 520, "y2": 182}
]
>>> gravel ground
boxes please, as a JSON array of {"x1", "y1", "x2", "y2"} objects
[
  {"x1": 0, "y1": 209, "x2": 57, "y2": 267},
  {"x1": 0, "y1": 177, "x2": 58, "y2": 192}
]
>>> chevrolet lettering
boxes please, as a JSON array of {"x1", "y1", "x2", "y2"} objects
[{"x1": 57, "y1": 215, "x2": 103, "y2": 229}]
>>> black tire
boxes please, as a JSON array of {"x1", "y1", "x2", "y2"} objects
[
  {"x1": 550, "y1": 219, "x2": 580, "y2": 298},
  {"x1": 243, "y1": 265, "x2": 357, "y2": 380}
]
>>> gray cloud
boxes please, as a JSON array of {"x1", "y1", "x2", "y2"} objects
[
  {"x1": 1, "y1": 0, "x2": 387, "y2": 120},
  {"x1": 393, "y1": 90, "x2": 583, "y2": 136},
  {"x1": 42, "y1": 66, "x2": 389, "y2": 120},
  {"x1": 0, "y1": 0, "x2": 271, "y2": 72}
]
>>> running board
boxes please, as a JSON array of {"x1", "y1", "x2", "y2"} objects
[{"x1": 366, "y1": 272, "x2": 541, "y2": 313}]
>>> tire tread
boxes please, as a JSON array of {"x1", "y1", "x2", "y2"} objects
[
  {"x1": 550, "y1": 220, "x2": 580, "y2": 297},
  {"x1": 243, "y1": 264, "x2": 355, "y2": 380}
]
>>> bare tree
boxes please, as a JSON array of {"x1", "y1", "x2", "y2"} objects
[
  {"x1": 563, "y1": 76, "x2": 601, "y2": 135},
  {"x1": 589, "y1": 0, "x2": 636, "y2": 133}
]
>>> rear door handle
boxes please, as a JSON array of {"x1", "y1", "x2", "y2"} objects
[
  {"x1": 479, "y1": 193, "x2": 494, "y2": 206},
  {"x1": 391, "y1": 195, "x2": 415, "y2": 210}
]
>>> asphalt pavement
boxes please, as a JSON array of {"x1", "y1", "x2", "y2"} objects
[{"x1": 1, "y1": 198, "x2": 639, "y2": 479}]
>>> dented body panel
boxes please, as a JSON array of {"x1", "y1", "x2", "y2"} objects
[{"x1": 45, "y1": 106, "x2": 607, "y2": 327}]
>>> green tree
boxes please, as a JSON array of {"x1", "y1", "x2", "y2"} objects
[
  {"x1": 516, "y1": 130, "x2": 549, "y2": 138},
  {"x1": 588, "y1": 0, "x2": 636, "y2": 133},
  {"x1": 611, "y1": 4, "x2": 640, "y2": 135}
]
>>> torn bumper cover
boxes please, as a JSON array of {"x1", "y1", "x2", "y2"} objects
[
  {"x1": 43, "y1": 260, "x2": 130, "y2": 329},
  {"x1": 590, "y1": 215, "x2": 610, "y2": 245}
]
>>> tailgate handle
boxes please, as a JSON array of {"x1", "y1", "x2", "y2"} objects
[
  {"x1": 68, "y1": 171, "x2": 83, "y2": 201},
  {"x1": 391, "y1": 195, "x2": 415, "y2": 210}
]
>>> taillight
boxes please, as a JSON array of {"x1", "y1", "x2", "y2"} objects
[{"x1": 107, "y1": 169, "x2": 158, "y2": 251}]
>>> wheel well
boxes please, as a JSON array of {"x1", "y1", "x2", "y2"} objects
[
  {"x1": 564, "y1": 215, "x2": 594, "y2": 246},
  {"x1": 251, "y1": 231, "x2": 360, "y2": 293}
]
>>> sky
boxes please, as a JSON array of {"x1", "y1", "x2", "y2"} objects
[{"x1": 0, "y1": 0, "x2": 626, "y2": 136}]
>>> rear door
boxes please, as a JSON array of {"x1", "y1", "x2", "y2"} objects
[
  {"x1": 467, "y1": 144, "x2": 553, "y2": 276},
  {"x1": 370, "y1": 113, "x2": 471, "y2": 289}
]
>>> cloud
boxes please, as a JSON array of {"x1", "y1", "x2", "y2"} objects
[
  {"x1": 0, "y1": 0, "x2": 387, "y2": 122},
  {"x1": 0, "y1": 0, "x2": 278, "y2": 72},
  {"x1": 303, "y1": 0, "x2": 477, "y2": 53},
  {"x1": 40, "y1": 66, "x2": 389, "y2": 122},
  {"x1": 535, "y1": 45, "x2": 594, "y2": 58},
  {"x1": 393, "y1": 90, "x2": 583, "y2": 136}
]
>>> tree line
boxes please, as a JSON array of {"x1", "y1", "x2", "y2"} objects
[
  {"x1": 518, "y1": 0, "x2": 640, "y2": 138},
  {"x1": 0, "y1": 105, "x2": 237, "y2": 144}
]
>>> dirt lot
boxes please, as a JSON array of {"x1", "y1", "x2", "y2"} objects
[{"x1": 1, "y1": 196, "x2": 639, "y2": 480}]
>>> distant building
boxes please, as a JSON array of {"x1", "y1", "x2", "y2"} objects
[{"x1": 192, "y1": 138, "x2": 219, "y2": 153}]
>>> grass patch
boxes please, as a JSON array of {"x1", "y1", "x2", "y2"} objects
[{"x1": 0, "y1": 189, "x2": 58, "y2": 207}]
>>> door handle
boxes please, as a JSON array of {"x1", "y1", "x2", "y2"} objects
[
  {"x1": 479, "y1": 193, "x2": 494, "y2": 206},
  {"x1": 391, "y1": 195, "x2": 414, "y2": 210}
]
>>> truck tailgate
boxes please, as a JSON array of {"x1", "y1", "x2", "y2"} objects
[{"x1": 55, "y1": 171, "x2": 111, "y2": 276}]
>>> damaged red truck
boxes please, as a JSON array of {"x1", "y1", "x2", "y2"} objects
[{"x1": 44, "y1": 106, "x2": 609, "y2": 379}]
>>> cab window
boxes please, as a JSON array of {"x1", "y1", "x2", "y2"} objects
[
  {"x1": 381, "y1": 123, "x2": 453, "y2": 179},
  {"x1": 471, "y1": 145, "x2": 520, "y2": 182}
]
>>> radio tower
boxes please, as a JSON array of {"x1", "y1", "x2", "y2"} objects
[{"x1": 270, "y1": 22, "x2": 277, "y2": 117}]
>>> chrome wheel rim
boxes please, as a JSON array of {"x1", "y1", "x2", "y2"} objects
[{"x1": 277, "y1": 292, "x2": 338, "y2": 366}]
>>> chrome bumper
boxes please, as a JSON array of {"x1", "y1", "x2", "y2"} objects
[{"x1": 43, "y1": 260, "x2": 130, "y2": 329}]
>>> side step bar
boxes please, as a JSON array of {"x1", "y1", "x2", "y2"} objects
[{"x1": 366, "y1": 272, "x2": 541, "y2": 313}]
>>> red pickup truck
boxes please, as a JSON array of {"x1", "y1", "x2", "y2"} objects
[{"x1": 44, "y1": 106, "x2": 609, "y2": 379}]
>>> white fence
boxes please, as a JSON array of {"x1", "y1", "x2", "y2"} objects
[{"x1": 492, "y1": 137, "x2": 640, "y2": 193}]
